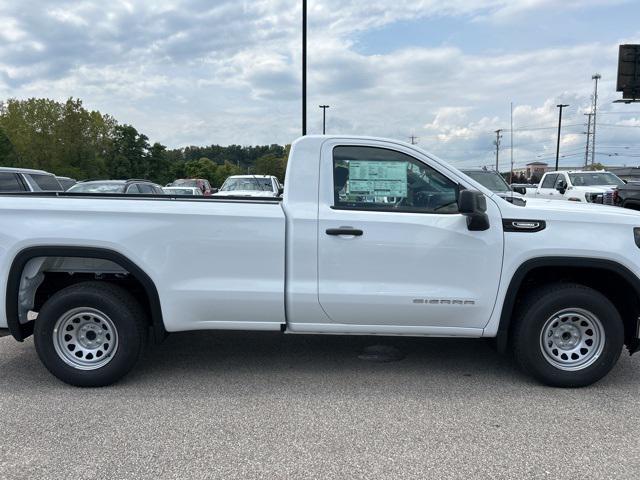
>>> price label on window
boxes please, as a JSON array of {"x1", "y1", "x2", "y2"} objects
[{"x1": 347, "y1": 161, "x2": 408, "y2": 197}]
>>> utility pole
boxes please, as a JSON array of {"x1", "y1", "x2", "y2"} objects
[
  {"x1": 555, "y1": 104, "x2": 569, "y2": 171},
  {"x1": 591, "y1": 73, "x2": 601, "y2": 165},
  {"x1": 584, "y1": 112, "x2": 593, "y2": 167},
  {"x1": 510, "y1": 102, "x2": 514, "y2": 183},
  {"x1": 302, "y1": 0, "x2": 307, "y2": 136},
  {"x1": 319, "y1": 105, "x2": 329, "y2": 134},
  {"x1": 494, "y1": 129, "x2": 502, "y2": 172}
]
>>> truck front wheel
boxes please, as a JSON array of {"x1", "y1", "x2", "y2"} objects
[
  {"x1": 512, "y1": 283, "x2": 623, "y2": 387},
  {"x1": 34, "y1": 282, "x2": 147, "y2": 387}
]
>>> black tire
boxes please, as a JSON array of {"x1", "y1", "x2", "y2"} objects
[
  {"x1": 512, "y1": 283, "x2": 624, "y2": 388},
  {"x1": 34, "y1": 282, "x2": 148, "y2": 387}
]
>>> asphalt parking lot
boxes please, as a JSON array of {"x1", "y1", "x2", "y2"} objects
[{"x1": 1, "y1": 331, "x2": 639, "y2": 479}]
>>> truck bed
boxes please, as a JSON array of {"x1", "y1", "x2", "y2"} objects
[{"x1": 0, "y1": 193, "x2": 286, "y2": 332}]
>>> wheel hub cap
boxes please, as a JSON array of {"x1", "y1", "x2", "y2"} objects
[
  {"x1": 52, "y1": 307, "x2": 118, "y2": 371},
  {"x1": 540, "y1": 308, "x2": 605, "y2": 371}
]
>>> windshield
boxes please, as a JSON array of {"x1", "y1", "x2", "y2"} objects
[
  {"x1": 462, "y1": 171, "x2": 511, "y2": 193},
  {"x1": 220, "y1": 177, "x2": 273, "y2": 192},
  {"x1": 69, "y1": 182, "x2": 125, "y2": 193},
  {"x1": 164, "y1": 188, "x2": 199, "y2": 195},
  {"x1": 568, "y1": 172, "x2": 624, "y2": 187}
]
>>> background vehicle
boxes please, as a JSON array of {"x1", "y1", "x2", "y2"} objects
[
  {"x1": 213, "y1": 175, "x2": 282, "y2": 197},
  {"x1": 169, "y1": 178, "x2": 213, "y2": 195},
  {"x1": 461, "y1": 169, "x2": 526, "y2": 206},
  {"x1": 163, "y1": 186, "x2": 204, "y2": 196},
  {"x1": 0, "y1": 167, "x2": 63, "y2": 192},
  {"x1": 69, "y1": 179, "x2": 165, "y2": 194},
  {"x1": 597, "y1": 182, "x2": 640, "y2": 210},
  {"x1": 1, "y1": 135, "x2": 639, "y2": 389},
  {"x1": 56, "y1": 176, "x2": 77, "y2": 191},
  {"x1": 526, "y1": 170, "x2": 624, "y2": 202}
]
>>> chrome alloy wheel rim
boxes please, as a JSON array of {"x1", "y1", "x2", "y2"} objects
[
  {"x1": 539, "y1": 308, "x2": 605, "y2": 371},
  {"x1": 52, "y1": 307, "x2": 118, "y2": 370}
]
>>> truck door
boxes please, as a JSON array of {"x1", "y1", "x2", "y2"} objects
[
  {"x1": 537, "y1": 173, "x2": 558, "y2": 198},
  {"x1": 316, "y1": 141, "x2": 504, "y2": 330}
]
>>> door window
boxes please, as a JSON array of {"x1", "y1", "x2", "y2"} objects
[
  {"x1": 333, "y1": 146, "x2": 459, "y2": 214},
  {"x1": 554, "y1": 174, "x2": 566, "y2": 188},
  {"x1": 126, "y1": 184, "x2": 140, "y2": 194},
  {"x1": 541, "y1": 174, "x2": 557, "y2": 188},
  {"x1": 0, "y1": 173, "x2": 25, "y2": 192}
]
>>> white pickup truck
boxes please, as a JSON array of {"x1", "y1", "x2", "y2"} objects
[
  {"x1": 526, "y1": 170, "x2": 625, "y2": 203},
  {"x1": 213, "y1": 174, "x2": 282, "y2": 197},
  {"x1": 1, "y1": 135, "x2": 639, "y2": 388}
]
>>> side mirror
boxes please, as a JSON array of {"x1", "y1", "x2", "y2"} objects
[
  {"x1": 556, "y1": 180, "x2": 567, "y2": 194},
  {"x1": 278, "y1": 186, "x2": 284, "y2": 196},
  {"x1": 458, "y1": 190, "x2": 490, "y2": 231},
  {"x1": 512, "y1": 186, "x2": 526, "y2": 195}
]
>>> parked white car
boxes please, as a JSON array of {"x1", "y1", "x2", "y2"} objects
[
  {"x1": 526, "y1": 170, "x2": 625, "y2": 202},
  {"x1": 0, "y1": 167, "x2": 63, "y2": 192},
  {"x1": 1, "y1": 135, "x2": 639, "y2": 388},
  {"x1": 163, "y1": 186, "x2": 203, "y2": 196},
  {"x1": 213, "y1": 175, "x2": 282, "y2": 197}
]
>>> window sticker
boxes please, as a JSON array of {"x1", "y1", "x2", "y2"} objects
[{"x1": 347, "y1": 161, "x2": 408, "y2": 197}]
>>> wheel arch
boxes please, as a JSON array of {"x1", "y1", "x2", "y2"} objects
[
  {"x1": 496, "y1": 257, "x2": 640, "y2": 354},
  {"x1": 5, "y1": 246, "x2": 167, "y2": 343}
]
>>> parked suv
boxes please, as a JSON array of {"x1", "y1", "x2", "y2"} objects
[
  {"x1": 68, "y1": 179, "x2": 165, "y2": 195},
  {"x1": 461, "y1": 169, "x2": 526, "y2": 206},
  {"x1": 0, "y1": 167, "x2": 64, "y2": 192}
]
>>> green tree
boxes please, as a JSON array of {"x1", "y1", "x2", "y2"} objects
[
  {"x1": 255, "y1": 153, "x2": 286, "y2": 181},
  {"x1": 586, "y1": 162, "x2": 605, "y2": 171},
  {"x1": 0, "y1": 97, "x2": 117, "y2": 179},
  {"x1": 147, "y1": 142, "x2": 171, "y2": 184},
  {"x1": 107, "y1": 125, "x2": 150, "y2": 179},
  {"x1": 185, "y1": 157, "x2": 217, "y2": 183},
  {"x1": 0, "y1": 127, "x2": 16, "y2": 166},
  {"x1": 213, "y1": 161, "x2": 242, "y2": 187}
]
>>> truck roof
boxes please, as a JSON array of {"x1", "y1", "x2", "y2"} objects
[
  {"x1": 0, "y1": 166, "x2": 52, "y2": 175},
  {"x1": 227, "y1": 175, "x2": 275, "y2": 179}
]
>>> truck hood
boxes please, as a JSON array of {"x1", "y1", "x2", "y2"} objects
[
  {"x1": 511, "y1": 196, "x2": 640, "y2": 223},
  {"x1": 570, "y1": 185, "x2": 617, "y2": 192}
]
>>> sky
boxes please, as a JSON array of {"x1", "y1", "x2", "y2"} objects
[{"x1": 0, "y1": 0, "x2": 639, "y2": 169}]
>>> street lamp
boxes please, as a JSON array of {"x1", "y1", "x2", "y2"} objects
[
  {"x1": 319, "y1": 105, "x2": 329, "y2": 134},
  {"x1": 555, "y1": 104, "x2": 569, "y2": 171},
  {"x1": 302, "y1": 0, "x2": 307, "y2": 136}
]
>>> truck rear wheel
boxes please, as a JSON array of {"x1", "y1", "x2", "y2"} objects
[
  {"x1": 512, "y1": 283, "x2": 623, "y2": 387},
  {"x1": 34, "y1": 282, "x2": 147, "y2": 387}
]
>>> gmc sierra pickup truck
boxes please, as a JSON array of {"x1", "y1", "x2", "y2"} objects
[
  {"x1": 525, "y1": 170, "x2": 624, "y2": 202},
  {"x1": 1, "y1": 136, "x2": 639, "y2": 388}
]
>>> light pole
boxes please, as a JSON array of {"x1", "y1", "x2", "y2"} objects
[
  {"x1": 591, "y1": 73, "x2": 601, "y2": 165},
  {"x1": 302, "y1": 0, "x2": 307, "y2": 136},
  {"x1": 555, "y1": 104, "x2": 569, "y2": 171},
  {"x1": 319, "y1": 105, "x2": 329, "y2": 134},
  {"x1": 494, "y1": 129, "x2": 502, "y2": 172}
]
